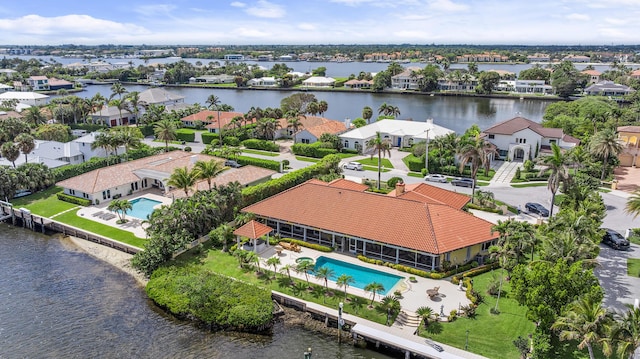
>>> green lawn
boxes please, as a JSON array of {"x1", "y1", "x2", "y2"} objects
[
  {"x1": 511, "y1": 183, "x2": 548, "y2": 188},
  {"x1": 242, "y1": 149, "x2": 280, "y2": 157},
  {"x1": 357, "y1": 158, "x2": 394, "y2": 169},
  {"x1": 419, "y1": 271, "x2": 535, "y2": 359},
  {"x1": 176, "y1": 247, "x2": 388, "y2": 325},
  {"x1": 628, "y1": 258, "x2": 640, "y2": 277},
  {"x1": 335, "y1": 153, "x2": 358, "y2": 159},
  {"x1": 295, "y1": 156, "x2": 320, "y2": 163},
  {"x1": 408, "y1": 172, "x2": 423, "y2": 178},
  {"x1": 54, "y1": 209, "x2": 146, "y2": 248},
  {"x1": 10, "y1": 186, "x2": 77, "y2": 217},
  {"x1": 363, "y1": 165, "x2": 391, "y2": 173}
]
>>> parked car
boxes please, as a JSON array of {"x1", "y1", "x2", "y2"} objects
[
  {"x1": 424, "y1": 174, "x2": 447, "y2": 183},
  {"x1": 343, "y1": 162, "x2": 363, "y2": 171},
  {"x1": 224, "y1": 160, "x2": 242, "y2": 168},
  {"x1": 601, "y1": 228, "x2": 630, "y2": 250},
  {"x1": 525, "y1": 202, "x2": 549, "y2": 217},
  {"x1": 451, "y1": 178, "x2": 474, "y2": 187}
]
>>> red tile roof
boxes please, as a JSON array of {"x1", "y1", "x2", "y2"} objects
[
  {"x1": 242, "y1": 181, "x2": 496, "y2": 254},
  {"x1": 483, "y1": 117, "x2": 579, "y2": 144},
  {"x1": 181, "y1": 110, "x2": 248, "y2": 128},
  {"x1": 326, "y1": 178, "x2": 369, "y2": 191},
  {"x1": 618, "y1": 126, "x2": 640, "y2": 133},
  {"x1": 167, "y1": 165, "x2": 276, "y2": 198},
  {"x1": 234, "y1": 220, "x2": 273, "y2": 239},
  {"x1": 388, "y1": 182, "x2": 470, "y2": 210}
]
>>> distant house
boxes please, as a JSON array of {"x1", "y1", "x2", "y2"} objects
[
  {"x1": 88, "y1": 105, "x2": 135, "y2": 127},
  {"x1": 138, "y1": 87, "x2": 185, "y2": 107},
  {"x1": 48, "y1": 77, "x2": 74, "y2": 91},
  {"x1": 344, "y1": 79, "x2": 372, "y2": 89},
  {"x1": 584, "y1": 81, "x2": 635, "y2": 97},
  {"x1": 0, "y1": 91, "x2": 49, "y2": 106},
  {"x1": 27, "y1": 76, "x2": 49, "y2": 91},
  {"x1": 581, "y1": 69, "x2": 602, "y2": 84},
  {"x1": 189, "y1": 74, "x2": 235, "y2": 84},
  {"x1": 562, "y1": 55, "x2": 590, "y2": 63},
  {"x1": 275, "y1": 116, "x2": 346, "y2": 143},
  {"x1": 302, "y1": 76, "x2": 335, "y2": 88},
  {"x1": 242, "y1": 179, "x2": 497, "y2": 271},
  {"x1": 391, "y1": 67, "x2": 422, "y2": 90},
  {"x1": 512, "y1": 80, "x2": 552, "y2": 94},
  {"x1": 246, "y1": 77, "x2": 278, "y2": 87},
  {"x1": 617, "y1": 126, "x2": 640, "y2": 167},
  {"x1": 339, "y1": 119, "x2": 454, "y2": 152},
  {"x1": 180, "y1": 110, "x2": 247, "y2": 132},
  {"x1": 631, "y1": 69, "x2": 640, "y2": 80},
  {"x1": 482, "y1": 117, "x2": 579, "y2": 161},
  {"x1": 0, "y1": 69, "x2": 17, "y2": 79},
  {"x1": 527, "y1": 54, "x2": 551, "y2": 62},
  {"x1": 224, "y1": 54, "x2": 244, "y2": 61},
  {"x1": 0, "y1": 83, "x2": 12, "y2": 93}
]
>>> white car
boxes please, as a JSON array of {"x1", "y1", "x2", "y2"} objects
[
  {"x1": 424, "y1": 174, "x2": 447, "y2": 183},
  {"x1": 343, "y1": 162, "x2": 363, "y2": 171}
]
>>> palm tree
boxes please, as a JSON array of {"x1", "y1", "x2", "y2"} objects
[
  {"x1": 625, "y1": 190, "x2": 640, "y2": 219},
  {"x1": 114, "y1": 127, "x2": 143, "y2": 159},
  {"x1": 23, "y1": 106, "x2": 46, "y2": 127},
  {"x1": 537, "y1": 142, "x2": 569, "y2": 217},
  {"x1": 364, "y1": 281, "x2": 385, "y2": 307},
  {"x1": 167, "y1": 166, "x2": 199, "y2": 197},
  {"x1": 377, "y1": 103, "x2": 389, "y2": 117},
  {"x1": 295, "y1": 260, "x2": 315, "y2": 288},
  {"x1": 125, "y1": 91, "x2": 143, "y2": 125},
  {"x1": 458, "y1": 136, "x2": 493, "y2": 200},
  {"x1": 209, "y1": 224, "x2": 234, "y2": 252},
  {"x1": 416, "y1": 306, "x2": 434, "y2": 329},
  {"x1": 90, "y1": 131, "x2": 115, "y2": 156},
  {"x1": 193, "y1": 159, "x2": 225, "y2": 190},
  {"x1": 306, "y1": 101, "x2": 319, "y2": 116},
  {"x1": 245, "y1": 251, "x2": 261, "y2": 273},
  {"x1": 551, "y1": 297, "x2": 611, "y2": 359},
  {"x1": 336, "y1": 274, "x2": 355, "y2": 301},
  {"x1": 206, "y1": 95, "x2": 224, "y2": 147},
  {"x1": 154, "y1": 119, "x2": 177, "y2": 152},
  {"x1": 318, "y1": 100, "x2": 328, "y2": 116},
  {"x1": 279, "y1": 264, "x2": 294, "y2": 283},
  {"x1": 610, "y1": 306, "x2": 640, "y2": 359},
  {"x1": 314, "y1": 266, "x2": 335, "y2": 293},
  {"x1": 488, "y1": 243, "x2": 513, "y2": 313},
  {"x1": 109, "y1": 82, "x2": 128, "y2": 101},
  {"x1": 365, "y1": 132, "x2": 391, "y2": 190},
  {"x1": 266, "y1": 256, "x2": 281, "y2": 279},
  {"x1": 0, "y1": 142, "x2": 19, "y2": 168},
  {"x1": 107, "y1": 199, "x2": 133, "y2": 223},
  {"x1": 362, "y1": 106, "x2": 373, "y2": 124},
  {"x1": 378, "y1": 295, "x2": 401, "y2": 326},
  {"x1": 589, "y1": 128, "x2": 624, "y2": 180},
  {"x1": 286, "y1": 112, "x2": 304, "y2": 143},
  {"x1": 14, "y1": 133, "x2": 35, "y2": 164}
]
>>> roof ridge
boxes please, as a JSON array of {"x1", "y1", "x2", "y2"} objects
[{"x1": 423, "y1": 205, "x2": 439, "y2": 254}]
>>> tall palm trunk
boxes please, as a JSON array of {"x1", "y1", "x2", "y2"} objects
[{"x1": 377, "y1": 149, "x2": 382, "y2": 190}]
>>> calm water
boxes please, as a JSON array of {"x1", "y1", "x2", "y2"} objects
[
  {"x1": 74, "y1": 84, "x2": 551, "y2": 134},
  {"x1": 0, "y1": 224, "x2": 393, "y2": 358},
  {"x1": 314, "y1": 257, "x2": 403, "y2": 296}
]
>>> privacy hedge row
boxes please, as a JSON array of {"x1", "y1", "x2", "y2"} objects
[
  {"x1": 279, "y1": 238, "x2": 333, "y2": 252},
  {"x1": 56, "y1": 192, "x2": 91, "y2": 206},
  {"x1": 291, "y1": 143, "x2": 338, "y2": 158},
  {"x1": 242, "y1": 139, "x2": 280, "y2": 152},
  {"x1": 241, "y1": 155, "x2": 341, "y2": 207},
  {"x1": 201, "y1": 132, "x2": 219, "y2": 145},
  {"x1": 465, "y1": 203, "x2": 504, "y2": 214},
  {"x1": 176, "y1": 129, "x2": 195, "y2": 142},
  {"x1": 405, "y1": 156, "x2": 424, "y2": 172},
  {"x1": 146, "y1": 265, "x2": 273, "y2": 332},
  {"x1": 356, "y1": 255, "x2": 430, "y2": 278}
]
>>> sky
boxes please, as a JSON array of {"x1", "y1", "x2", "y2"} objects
[{"x1": 0, "y1": 0, "x2": 639, "y2": 46}]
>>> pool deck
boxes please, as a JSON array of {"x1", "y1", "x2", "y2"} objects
[
  {"x1": 76, "y1": 190, "x2": 172, "y2": 239},
  {"x1": 257, "y1": 244, "x2": 471, "y2": 318}
]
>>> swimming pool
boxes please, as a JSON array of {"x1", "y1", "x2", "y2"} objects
[
  {"x1": 128, "y1": 198, "x2": 162, "y2": 219},
  {"x1": 314, "y1": 256, "x2": 403, "y2": 295}
]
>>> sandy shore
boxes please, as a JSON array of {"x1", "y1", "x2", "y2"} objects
[{"x1": 63, "y1": 235, "x2": 148, "y2": 286}]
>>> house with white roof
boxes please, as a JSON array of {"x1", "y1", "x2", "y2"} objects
[
  {"x1": 247, "y1": 77, "x2": 278, "y2": 87},
  {"x1": 138, "y1": 87, "x2": 185, "y2": 106},
  {"x1": 189, "y1": 74, "x2": 235, "y2": 84},
  {"x1": 0, "y1": 84, "x2": 12, "y2": 93},
  {"x1": 73, "y1": 132, "x2": 124, "y2": 160},
  {"x1": 339, "y1": 119, "x2": 454, "y2": 152},
  {"x1": 0, "y1": 69, "x2": 17, "y2": 79},
  {"x1": 584, "y1": 81, "x2": 635, "y2": 97},
  {"x1": 0, "y1": 91, "x2": 49, "y2": 106},
  {"x1": 482, "y1": 117, "x2": 580, "y2": 161},
  {"x1": 88, "y1": 106, "x2": 135, "y2": 127},
  {"x1": 302, "y1": 76, "x2": 335, "y2": 88}
]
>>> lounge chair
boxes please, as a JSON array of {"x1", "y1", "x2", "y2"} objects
[
  {"x1": 92, "y1": 211, "x2": 104, "y2": 217},
  {"x1": 427, "y1": 286, "x2": 440, "y2": 299}
]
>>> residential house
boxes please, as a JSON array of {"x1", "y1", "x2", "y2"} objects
[
  {"x1": 138, "y1": 87, "x2": 185, "y2": 107},
  {"x1": 631, "y1": 69, "x2": 640, "y2": 80},
  {"x1": 0, "y1": 69, "x2": 17, "y2": 79},
  {"x1": 302, "y1": 76, "x2": 335, "y2": 88},
  {"x1": 482, "y1": 117, "x2": 579, "y2": 161},
  {"x1": 73, "y1": 131, "x2": 124, "y2": 160},
  {"x1": 27, "y1": 76, "x2": 49, "y2": 91},
  {"x1": 0, "y1": 84, "x2": 12, "y2": 93},
  {"x1": 527, "y1": 54, "x2": 551, "y2": 62},
  {"x1": 56, "y1": 151, "x2": 274, "y2": 204},
  {"x1": 242, "y1": 179, "x2": 498, "y2": 271},
  {"x1": 391, "y1": 67, "x2": 423, "y2": 90},
  {"x1": 582, "y1": 70, "x2": 602, "y2": 84},
  {"x1": 88, "y1": 105, "x2": 135, "y2": 127},
  {"x1": 513, "y1": 80, "x2": 552, "y2": 94},
  {"x1": 189, "y1": 74, "x2": 235, "y2": 84},
  {"x1": 224, "y1": 54, "x2": 244, "y2": 61},
  {"x1": 48, "y1": 78, "x2": 74, "y2": 91},
  {"x1": 617, "y1": 126, "x2": 640, "y2": 167},
  {"x1": 292, "y1": 118, "x2": 347, "y2": 144},
  {"x1": 246, "y1": 77, "x2": 278, "y2": 87},
  {"x1": 180, "y1": 110, "x2": 246, "y2": 132},
  {"x1": 344, "y1": 79, "x2": 373, "y2": 89},
  {"x1": 0, "y1": 91, "x2": 49, "y2": 106},
  {"x1": 339, "y1": 119, "x2": 454, "y2": 152},
  {"x1": 584, "y1": 81, "x2": 635, "y2": 97},
  {"x1": 562, "y1": 55, "x2": 591, "y2": 63}
]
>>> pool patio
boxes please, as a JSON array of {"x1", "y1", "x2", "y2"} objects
[{"x1": 253, "y1": 244, "x2": 471, "y2": 320}]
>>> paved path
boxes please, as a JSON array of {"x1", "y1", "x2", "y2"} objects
[{"x1": 490, "y1": 161, "x2": 522, "y2": 185}]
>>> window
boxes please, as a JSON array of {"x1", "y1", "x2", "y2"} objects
[
  {"x1": 488, "y1": 134, "x2": 495, "y2": 139},
  {"x1": 344, "y1": 140, "x2": 349, "y2": 148},
  {"x1": 481, "y1": 240, "x2": 496, "y2": 251},
  {"x1": 301, "y1": 138, "x2": 310, "y2": 144}
]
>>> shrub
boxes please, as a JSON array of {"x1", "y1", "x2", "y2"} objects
[
  {"x1": 514, "y1": 167, "x2": 521, "y2": 180},
  {"x1": 291, "y1": 142, "x2": 338, "y2": 158},
  {"x1": 224, "y1": 136, "x2": 240, "y2": 146},
  {"x1": 406, "y1": 157, "x2": 425, "y2": 172},
  {"x1": 523, "y1": 160, "x2": 534, "y2": 172},
  {"x1": 56, "y1": 192, "x2": 91, "y2": 206},
  {"x1": 448, "y1": 309, "x2": 458, "y2": 322},
  {"x1": 242, "y1": 139, "x2": 279, "y2": 152},
  {"x1": 278, "y1": 238, "x2": 333, "y2": 252},
  {"x1": 356, "y1": 255, "x2": 430, "y2": 278},
  {"x1": 386, "y1": 177, "x2": 403, "y2": 188},
  {"x1": 465, "y1": 203, "x2": 503, "y2": 214},
  {"x1": 176, "y1": 129, "x2": 195, "y2": 142},
  {"x1": 184, "y1": 146, "x2": 192, "y2": 152},
  {"x1": 201, "y1": 132, "x2": 219, "y2": 145}
]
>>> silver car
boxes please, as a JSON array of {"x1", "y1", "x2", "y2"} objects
[
  {"x1": 343, "y1": 162, "x2": 363, "y2": 171},
  {"x1": 424, "y1": 174, "x2": 447, "y2": 183}
]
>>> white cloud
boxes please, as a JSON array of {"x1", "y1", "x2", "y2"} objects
[
  {"x1": 245, "y1": 0, "x2": 285, "y2": 18},
  {"x1": 565, "y1": 13, "x2": 590, "y2": 21},
  {"x1": 230, "y1": 1, "x2": 246, "y2": 7},
  {"x1": 330, "y1": 0, "x2": 377, "y2": 6},
  {"x1": 297, "y1": 23, "x2": 317, "y2": 31},
  {"x1": 0, "y1": 14, "x2": 149, "y2": 36},
  {"x1": 133, "y1": 4, "x2": 176, "y2": 16},
  {"x1": 427, "y1": 0, "x2": 469, "y2": 12},
  {"x1": 603, "y1": 17, "x2": 629, "y2": 25}
]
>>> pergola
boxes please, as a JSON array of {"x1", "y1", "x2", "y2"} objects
[{"x1": 233, "y1": 220, "x2": 273, "y2": 253}]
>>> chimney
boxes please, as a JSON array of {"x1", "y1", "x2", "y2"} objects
[{"x1": 395, "y1": 180, "x2": 405, "y2": 196}]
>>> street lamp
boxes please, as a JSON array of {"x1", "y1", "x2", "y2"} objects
[{"x1": 338, "y1": 302, "x2": 344, "y2": 343}]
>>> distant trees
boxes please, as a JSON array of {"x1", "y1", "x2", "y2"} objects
[
  {"x1": 475, "y1": 71, "x2": 501, "y2": 94},
  {"x1": 552, "y1": 61, "x2": 588, "y2": 98}
]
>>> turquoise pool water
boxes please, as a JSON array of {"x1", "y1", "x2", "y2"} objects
[
  {"x1": 313, "y1": 256, "x2": 403, "y2": 295},
  {"x1": 128, "y1": 198, "x2": 162, "y2": 219}
]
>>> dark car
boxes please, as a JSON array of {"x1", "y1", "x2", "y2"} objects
[
  {"x1": 602, "y1": 228, "x2": 630, "y2": 250},
  {"x1": 451, "y1": 178, "x2": 474, "y2": 187},
  {"x1": 224, "y1": 160, "x2": 242, "y2": 168},
  {"x1": 525, "y1": 202, "x2": 549, "y2": 217}
]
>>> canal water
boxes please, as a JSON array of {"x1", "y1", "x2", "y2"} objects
[{"x1": 0, "y1": 224, "x2": 393, "y2": 358}]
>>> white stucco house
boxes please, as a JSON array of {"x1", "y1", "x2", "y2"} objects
[
  {"x1": 391, "y1": 67, "x2": 423, "y2": 90},
  {"x1": 339, "y1": 119, "x2": 454, "y2": 152},
  {"x1": 247, "y1": 77, "x2": 278, "y2": 87},
  {"x1": 0, "y1": 91, "x2": 50, "y2": 106},
  {"x1": 88, "y1": 106, "x2": 135, "y2": 127},
  {"x1": 481, "y1": 117, "x2": 580, "y2": 161},
  {"x1": 302, "y1": 76, "x2": 335, "y2": 88},
  {"x1": 138, "y1": 87, "x2": 185, "y2": 107}
]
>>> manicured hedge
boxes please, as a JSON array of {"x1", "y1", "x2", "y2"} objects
[
  {"x1": 242, "y1": 139, "x2": 280, "y2": 152},
  {"x1": 146, "y1": 265, "x2": 273, "y2": 331},
  {"x1": 176, "y1": 129, "x2": 195, "y2": 142},
  {"x1": 279, "y1": 238, "x2": 333, "y2": 252},
  {"x1": 356, "y1": 255, "x2": 431, "y2": 278},
  {"x1": 223, "y1": 136, "x2": 240, "y2": 146},
  {"x1": 57, "y1": 192, "x2": 91, "y2": 206},
  {"x1": 465, "y1": 203, "x2": 504, "y2": 214},
  {"x1": 405, "y1": 156, "x2": 424, "y2": 172},
  {"x1": 291, "y1": 143, "x2": 338, "y2": 158},
  {"x1": 201, "y1": 132, "x2": 219, "y2": 145},
  {"x1": 241, "y1": 155, "x2": 341, "y2": 207}
]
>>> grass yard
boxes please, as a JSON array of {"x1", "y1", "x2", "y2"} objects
[
  {"x1": 11, "y1": 186, "x2": 77, "y2": 217},
  {"x1": 335, "y1": 153, "x2": 358, "y2": 159},
  {"x1": 419, "y1": 271, "x2": 534, "y2": 359},
  {"x1": 363, "y1": 166, "x2": 391, "y2": 173},
  {"x1": 511, "y1": 183, "x2": 548, "y2": 188},
  {"x1": 357, "y1": 157, "x2": 394, "y2": 169},
  {"x1": 54, "y1": 209, "x2": 146, "y2": 248},
  {"x1": 242, "y1": 149, "x2": 280, "y2": 157},
  {"x1": 628, "y1": 258, "x2": 640, "y2": 277},
  {"x1": 295, "y1": 156, "x2": 320, "y2": 163},
  {"x1": 408, "y1": 172, "x2": 423, "y2": 178}
]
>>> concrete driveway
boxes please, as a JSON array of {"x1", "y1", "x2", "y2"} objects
[{"x1": 595, "y1": 243, "x2": 640, "y2": 312}]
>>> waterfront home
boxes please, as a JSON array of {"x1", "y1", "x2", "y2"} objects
[
  {"x1": 496, "y1": 80, "x2": 552, "y2": 95},
  {"x1": 617, "y1": 126, "x2": 640, "y2": 167},
  {"x1": 242, "y1": 179, "x2": 497, "y2": 271},
  {"x1": 526, "y1": 54, "x2": 551, "y2": 62},
  {"x1": 0, "y1": 68, "x2": 17, "y2": 79},
  {"x1": 584, "y1": 81, "x2": 635, "y2": 97},
  {"x1": 180, "y1": 110, "x2": 246, "y2": 131},
  {"x1": 0, "y1": 83, "x2": 13, "y2": 93},
  {"x1": 302, "y1": 76, "x2": 335, "y2": 88},
  {"x1": 0, "y1": 91, "x2": 49, "y2": 106},
  {"x1": 275, "y1": 116, "x2": 347, "y2": 143},
  {"x1": 88, "y1": 105, "x2": 135, "y2": 127},
  {"x1": 27, "y1": 76, "x2": 49, "y2": 91},
  {"x1": 48, "y1": 78, "x2": 74, "y2": 91},
  {"x1": 482, "y1": 117, "x2": 579, "y2": 161},
  {"x1": 582, "y1": 69, "x2": 602, "y2": 84},
  {"x1": 562, "y1": 55, "x2": 590, "y2": 63},
  {"x1": 631, "y1": 69, "x2": 640, "y2": 80},
  {"x1": 138, "y1": 87, "x2": 185, "y2": 107},
  {"x1": 344, "y1": 79, "x2": 372, "y2": 89},
  {"x1": 57, "y1": 151, "x2": 222, "y2": 204},
  {"x1": 391, "y1": 67, "x2": 423, "y2": 90},
  {"x1": 189, "y1": 74, "x2": 235, "y2": 84},
  {"x1": 339, "y1": 119, "x2": 454, "y2": 152},
  {"x1": 247, "y1": 77, "x2": 278, "y2": 87}
]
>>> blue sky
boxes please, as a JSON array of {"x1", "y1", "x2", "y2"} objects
[{"x1": 0, "y1": 0, "x2": 639, "y2": 45}]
